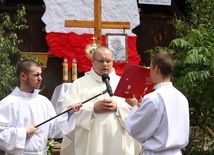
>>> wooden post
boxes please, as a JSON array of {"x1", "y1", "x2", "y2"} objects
[{"x1": 64, "y1": 0, "x2": 130, "y2": 45}]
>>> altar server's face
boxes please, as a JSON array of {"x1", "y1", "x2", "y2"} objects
[
  {"x1": 150, "y1": 60, "x2": 158, "y2": 84},
  {"x1": 21, "y1": 66, "x2": 42, "y2": 92},
  {"x1": 92, "y1": 47, "x2": 113, "y2": 76}
]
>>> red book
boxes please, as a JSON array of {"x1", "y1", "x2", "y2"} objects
[{"x1": 114, "y1": 63, "x2": 154, "y2": 100}]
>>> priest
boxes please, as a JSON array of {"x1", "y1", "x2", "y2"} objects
[{"x1": 61, "y1": 46, "x2": 141, "y2": 155}]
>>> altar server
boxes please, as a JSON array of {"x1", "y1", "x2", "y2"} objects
[
  {"x1": 0, "y1": 59, "x2": 82, "y2": 155},
  {"x1": 125, "y1": 52, "x2": 190, "y2": 155}
]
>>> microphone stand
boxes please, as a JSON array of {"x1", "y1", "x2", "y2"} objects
[{"x1": 36, "y1": 89, "x2": 108, "y2": 128}]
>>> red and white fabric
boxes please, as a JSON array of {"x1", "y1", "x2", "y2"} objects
[{"x1": 42, "y1": 0, "x2": 140, "y2": 75}]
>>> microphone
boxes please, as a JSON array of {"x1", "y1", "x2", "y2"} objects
[{"x1": 101, "y1": 74, "x2": 113, "y2": 97}]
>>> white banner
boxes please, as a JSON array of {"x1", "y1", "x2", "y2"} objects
[
  {"x1": 42, "y1": 0, "x2": 140, "y2": 36},
  {"x1": 139, "y1": 0, "x2": 171, "y2": 6}
]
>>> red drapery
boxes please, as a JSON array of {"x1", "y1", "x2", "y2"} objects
[{"x1": 46, "y1": 32, "x2": 140, "y2": 75}]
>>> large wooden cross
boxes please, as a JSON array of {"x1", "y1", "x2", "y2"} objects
[{"x1": 64, "y1": 0, "x2": 130, "y2": 45}]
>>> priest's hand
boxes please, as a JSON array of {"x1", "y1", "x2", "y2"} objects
[
  {"x1": 94, "y1": 98, "x2": 117, "y2": 113},
  {"x1": 26, "y1": 125, "x2": 37, "y2": 137},
  {"x1": 67, "y1": 103, "x2": 82, "y2": 113}
]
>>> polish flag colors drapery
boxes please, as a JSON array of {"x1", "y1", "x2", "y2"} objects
[{"x1": 42, "y1": 0, "x2": 140, "y2": 75}]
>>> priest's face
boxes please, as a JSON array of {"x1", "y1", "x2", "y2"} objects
[
  {"x1": 92, "y1": 48, "x2": 113, "y2": 76},
  {"x1": 21, "y1": 66, "x2": 42, "y2": 92}
]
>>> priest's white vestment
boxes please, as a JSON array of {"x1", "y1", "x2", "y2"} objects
[
  {"x1": 0, "y1": 87, "x2": 76, "y2": 155},
  {"x1": 125, "y1": 82, "x2": 190, "y2": 155},
  {"x1": 61, "y1": 68, "x2": 141, "y2": 155}
]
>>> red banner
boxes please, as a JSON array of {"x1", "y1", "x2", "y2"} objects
[{"x1": 46, "y1": 32, "x2": 140, "y2": 75}]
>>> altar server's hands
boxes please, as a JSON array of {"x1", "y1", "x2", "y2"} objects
[
  {"x1": 125, "y1": 94, "x2": 142, "y2": 108},
  {"x1": 26, "y1": 125, "x2": 37, "y2": 137},
  {"x1": 67, "y1": 103, "x2": 82, "y2": 113}
]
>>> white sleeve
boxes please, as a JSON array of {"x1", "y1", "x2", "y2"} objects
[
  {"x1": 47, "y1": 103, "x2": 76, "y2": 138},
  {"x1": 62, "y1": 81, "x2": 94, "y2": 130},
  {"x1": 125, "y1": 95, "x2": 161, "y2": 143},
  {"x1": 0, "y1": 102, "x2": 26, "y2": 154}
]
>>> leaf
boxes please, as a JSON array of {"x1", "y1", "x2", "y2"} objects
[
  {"x1": 169, "y1": 38, "x2": 190, "y2": 49},
  {"x1": 183, "y1": 70, "x2": 210, "y2": 83}
]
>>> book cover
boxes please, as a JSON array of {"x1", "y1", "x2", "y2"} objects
[{"x1": 114, "y1": 63, "x2": 154, "y2": 100}]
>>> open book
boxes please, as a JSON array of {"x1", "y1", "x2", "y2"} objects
[{"x1": 114, "y1": 63, "x2": 154, "y2": 100}]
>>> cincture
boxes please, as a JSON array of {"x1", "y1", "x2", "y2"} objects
[{"x1": 22, "y1": 150, "x2": 46, "y2": 155}]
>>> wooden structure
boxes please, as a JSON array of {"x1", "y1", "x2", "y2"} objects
[
  {"x1": 65, "y1": 0, "x2": 130, "y2": 45},
  {"x1": 19, "y1": 52, "x2": 49, "y2": 69},
  {"x1": 0, "y1": 0, "x2": 184, "y2": 100}
]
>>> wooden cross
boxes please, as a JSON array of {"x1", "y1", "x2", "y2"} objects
[{"x1": 64, "y1": 0, "x2": 130, "y2": 45}]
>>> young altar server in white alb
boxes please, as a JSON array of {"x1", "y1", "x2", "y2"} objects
[
  {"x1": 0, "y1": 59, "x2": 82, "y2": 155},
  {"x1": 125, "y1": 52, "x2": 190, "y2": 155}
]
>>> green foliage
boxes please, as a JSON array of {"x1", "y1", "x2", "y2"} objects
[
  {"x1": 187, "y1": 0, "x2": 214, "y2": 30},
  {"x1": 173, "y1": 0, "x2": 214, "y2": 37},
  {"x1": 47, "y1": 139, "x2": 55, "y2": 155},
  {"x1": 169, "y1": 26, "x2": 213, "y2": 83},
  {"x1": 46, "y1": 139, "x2": 60, "y2": 155},
  {"x1": 20, "y1": 53, "x2": 45, "y2": 67},
  {"x1": 0, "y1": 6, "x2": 28, "y2": 99}
]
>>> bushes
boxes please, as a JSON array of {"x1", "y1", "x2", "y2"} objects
[
  {"x1": 170, "y1": 27, "x2": 214, "y2": 154},
  {"x1": 0, "y1": 6, "x2": 28, "y2": 100}
]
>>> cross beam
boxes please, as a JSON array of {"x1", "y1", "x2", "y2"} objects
[{"x1": 65, "y1": 0, "x2": 130, "y2": 45}]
